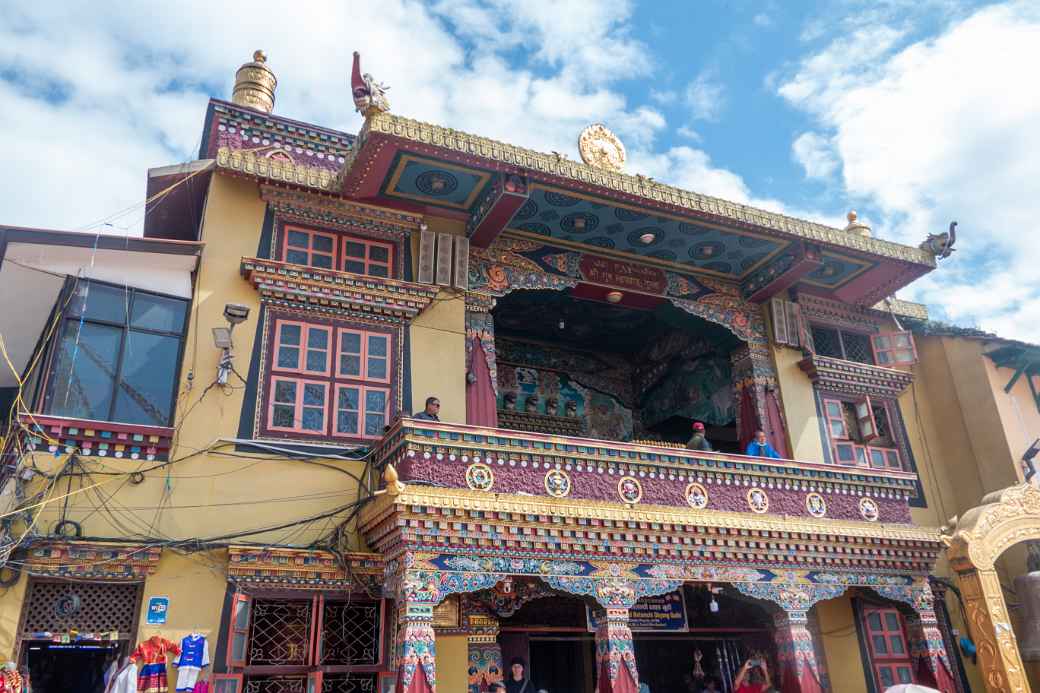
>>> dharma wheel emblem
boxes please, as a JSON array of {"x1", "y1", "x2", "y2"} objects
[
  {"x1": 746, "y1": 487, "x2": 769, "y2": 514},
  {"x1": 805, "y1": 492, "x2": 827, "y2": 518},
  {"x1": 544, "y1": 469, "x2": 571, "y2": 498},
  {"x1": 617, "y1": 476, "x2": 643, "y2": 504},
  {"x1": 859, "y1": 497, "x2": 880, "y2": 522},
  {"x1": 685, "y1": 483, "x2": 709, "y2": 510},
  {"x1": 465, "y1": 463, "x2": 494, "y2": 492},
  {"x1": 578, "y1": 124, "x2": 626, "y2": 172}
]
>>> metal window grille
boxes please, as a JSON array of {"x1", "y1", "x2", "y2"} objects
[
  {"x1": 249, "y1": 599, "x2": 312, "y2": 665},
  {"x1": 21, "y1": 580, "x2": 141, "y2": 636},
  {"x1": 842, "y1": 332, "x2": 874, "y2": 364},
  {"x1": 245, "y1": 677, "x2": 306, "y2": 693},
  {"x1": 320, "y1": 601, "x2": 380, "y2": 666},
  {"x1": 811, "y1": 326, "x2": 842, "y2": 358},
  {"x1": 323, "y1": 674, "x2": 378, "y2": 693}
]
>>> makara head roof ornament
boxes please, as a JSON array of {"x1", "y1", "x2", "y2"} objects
[
  {"x1": 578, "y1": 123, "x2": 626, "y2": 173},
  {"x1": 351, "y1": 51, "x2": 391, "y2": 118},
  {"x1": 920, "y1": 221, "x2": 958, "y2": 260}
]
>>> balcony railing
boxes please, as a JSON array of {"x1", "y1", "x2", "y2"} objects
[{"x1": 373, "y1": 418, "x2": 920, "y2": 525}]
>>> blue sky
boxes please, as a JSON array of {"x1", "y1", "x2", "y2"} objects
[{"x1": 1, "y1": 1, "x2": 1038, "y2": 340}]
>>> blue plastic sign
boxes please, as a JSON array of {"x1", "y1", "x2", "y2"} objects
[
  {"x1": 587, "y1": 590, "x2": 688, "y2": 632},
  {"x1": 146, "y1": 597, "x2": 169, "y2": 625}
]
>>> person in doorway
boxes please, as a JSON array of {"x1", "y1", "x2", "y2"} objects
[
  {"x1": 489, "y1": 684, "x2": 507, "y2": 693},
  {"x1": 505, "y1": 657, "x2": 530, "y2": 693},
  {"x1": 733, "y1": 658, "x2": 771, "y2": 693},
  {"x1": 745, "y1": 430, "x2": 781, "y2": 459},
  {"x1": 686, "y1": 422, "x2": 713, "y2": 451},
  {"x1": 412, "y1": 397, "x2": 441, "y2": 421}
]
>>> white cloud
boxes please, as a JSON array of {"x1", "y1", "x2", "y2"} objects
[
  {"x1": 791, "y1": 131, "x2": 839, "y2": 179},
  {"x1": 676, "y1": 125, "x2": 701, "y2": 142},
  {"x1": 684, "y1": 69, "x2": 726, "y2": 121},
  {"x1": 778, "y1": 1, "x2": 1040, "y2": 342},
  {"x1": 650, "y1": 89, "x2": 677, "y2": 105}
]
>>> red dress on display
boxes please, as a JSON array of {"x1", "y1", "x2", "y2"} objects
[{"x1": 131, "y1": 636, "x2": 181, "y2": 693}]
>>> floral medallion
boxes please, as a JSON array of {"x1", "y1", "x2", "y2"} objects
[
  {"x1": 578, "y1": 123, "x2": 626, "y2": 172},
  {"x1": 805, "y1": 492, "x2": 827, "y2": 518},
  {"x1": 684, "y1": 483, "x2": 709, "y2": 510},
  {"x1": 544, "y1": 469, "x2": 572, "y2": 498},
  {"x1": 617, "y1": 476, "x2": 643, "y2": 504},
  {"x1": 746, "y1": 487, "x2": 770, "y2": 514},
  {"x1": 465, "y1": 462, "x2": 494, "y2": 492},
  {"x1": 859, "y1": 497, "x2": 880, "y2": 522}
]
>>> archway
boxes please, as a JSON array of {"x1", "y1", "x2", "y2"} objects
[{"x1": 945, "y1": 483, "x2": 1040, "y2": 692}]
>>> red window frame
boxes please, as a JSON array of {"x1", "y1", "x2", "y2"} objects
[
  {"x1": 226, "y1": 593, "x2": 252, "y2": 668},
  {"x1": 272, "y1": 320, "x2": 332, "y2": 376},
  {"x1": 283, "y1": 226, "x2": 337, "y2": 270},
  {"x1": 823, "y1": 396, "x2": 903, "y2": 470},
  {"x1": 263, "y1": 316, "x2": 395, "y2": 442},
  {"x1": 212, "y1": 674, "x2": 244, "y2": 693},
  {"x1": 279, "y1": 223, "x2": 396, "y2": 279},
  {"x1": 267, "y1": 377, "x2": 329, "y2": 434},
  {"x1": 862, "y1": 606, "x2": 915, "y2": 689},
  {"x1": 872, "y1": 330, "x2": 917, "y2": 366},
  {"x1": 855, "y1": 396, "x2": 879, "y2": 443}
]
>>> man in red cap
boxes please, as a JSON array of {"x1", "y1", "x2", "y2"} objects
[{"x1": 686, "y1": 421, "x2": 713, "y2": 451}]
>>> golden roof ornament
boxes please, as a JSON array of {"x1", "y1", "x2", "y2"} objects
[
  {"x1": 844, "y1": 210, "x2": 872, "y2": 238},
  {"x1": 578, "y1": 123, "x2": 626, "y2": 173},
  {"x1": 232, "y1": 50, "x2": 277, "y2": 114}
]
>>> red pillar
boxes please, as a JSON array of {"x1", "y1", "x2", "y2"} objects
[
  {"x1": 773, "y1": 613, "x2": 824, "y2": 693},
  {"x1": 908, "y1": 614, "x2": 958, "y2": 693},
  {"x1": 594, "y1": 607, "x2": 639, "y2": 693},
  {"x1": 396, "y1": 599, "x2": 436, "y2": 693}
]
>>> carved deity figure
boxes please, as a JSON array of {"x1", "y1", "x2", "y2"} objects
[
  {"x1": 545, "y1": 397, "x2": 559, "y2": 416},
  {"x1": 564, "y1": 400, "x2": 578, "y2": 418},
  {"x1": 525, "y1": 394, "x2": 540, "y2": 413},
  {"x1": 350, "y1": 51, "x2": 390, "y2": 117},
  {"x1": 503, "y1": 392, "x2": 517, "y2": 411}
]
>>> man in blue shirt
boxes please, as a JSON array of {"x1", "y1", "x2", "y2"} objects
[
  {"x1": 412, "y1": 396, "x2": 441, "y2": 421},
  {"x1": 745, "y1": 430, "x2": 781, "y2": 459}
]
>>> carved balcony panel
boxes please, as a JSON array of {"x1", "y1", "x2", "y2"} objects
[{"x1": 798, "y1": 353, "x2": 914, "y2": 398}]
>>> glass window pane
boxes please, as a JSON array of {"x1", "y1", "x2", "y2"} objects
[
  {"x1": 340, "y1": 356, "x2": 361, "y2": 376},
  {"x1": 836, "y1": 444, "x2": 856, "y2": 463},
  {"x1": 70, "y1": 282, "x2": 128, "y2": 323},
  {"x1": 338, "y1": 387, "x2": 359, "y2": 411},
  {"x1": 867, "y1": 612, "x2": 882, "y2": 631},
  {"x1": 277, "y1": 346, "x2": 299, "y2": 369},
  {"x1": 825, "y1": 401, "x2": 842, "y2": 417},
  {"x1": 231, "y1": 633, "x2": 247, "y2": 664},
  {"x1": 855, "y1": 446, "x2": 867, "y2": 465},
  {"x1": 367, "y1": 358, "x2": 387, "y2": 380},
  {"x1": 367, "y1": 335, "x2": 387, "y2": 357},
  {"x1": 893, "y1": 333, "x2": 911, "y2": 347},
  {"x1": 312, "y1": 254, "x2": 333, "y2": 269},
  {"x1": 303, "y1": 384, "x2": 325, "y2": 407},
  {"x1": 340, "y1": 331, "x2": 361, "y2": 353},
  {"x1": 369, "y1": 246, "x2": 389, "y2": 262},
  {"x1": 272, "y1": 404, "x2": 295, "y2": 428},
  {"x1": 233, "y1": 600, "x2": 249, "y2": 629},
  {"x1": 365, "y1": 389, "x2": 387, "y2": 413},
  {"x1": 337, "y1": 411, "x2": 358, "y2": 435},
  {"x1": 873, "y1": 635, "x2": 888, "y2": 654},
  {"x1": 113, "y1": 332, "x2": 180, "y2": 425},
  {"x1": 345, "y1": 260, "x2": 365, "y2": 274},
  {"x1": 365, "y1": 412, "x2": 385, "y2": 436},
  {"x1": 274, "y1": 380, "x2": 296, "y2": 403},
  {"x1": 861, "y1": 421, "x2": 876, "y2": 438},
  {"x1": 131, "y1": 293, "x2": 187, "y2": 332},
  {"x1": 870, "y1": 449, "x2": 886, "y2": 468},
  {"x1": 48, "y1": 321, "x2": 121, "y2": 420},
  {"x1": 895, "y1": 349, "x2": 915, "y2": 362},
  {"x1": 896, "y1": 667, "x2": 912, "y2": 683},
  {"x1": 829, "y1": 420, "x2": 846, "y2": 437},
  {"x1": 279, "y1": 324, "x2": 301, "y2": 345},
  {"x1": 312, "y1": 235, "x2": 334, "y2": 253},
  {"x1": 306, "y1": 349, "x2": 327, "y2": 372},
  {"x1": 875, "y1": 335, "x2": 891, "y2": 349},
  {"x1": 877, "y1": 351, "x2": 893, "y2": 365},
  {"x1": 308, "y1": 328, "x2": 328, "y2": 349},
  {"x1": 301, "y1": 407, "x2": 324, "y2": 431},
  {"x1": 890, "y1": 636, "x2": 905, "y2": 654},
  {"x1": 879, "y1": 667, "x2": 894, "y2": 687},
  {"x1": 885, "y1": 450, "x2": 901, "y2": 468},
  {"x1": 885, "y1": 612, "x2": 900, "y2": 630},
  {"x1": 287, "y1": 249, "x2": 309, "y2": 265},
  {"x1": 345, "y1": 242, "x2": 365, "y2": 258},
  {"x1": 368, "y1": 265, "x2": 389, "y2": 278},
  {"x1": 288, "y1": 230, "x2": 309, "y2": 247}
]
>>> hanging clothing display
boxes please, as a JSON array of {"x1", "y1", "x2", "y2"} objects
[
  {"x1": 106, "y1": 662, "x2": 139, "y2": 693},
  {"x1": 174, "y1": 634, "x2": 210, "y2": 692},
  {"x1": 131, "y1": 635, "x2": 181, "y2": 693}
]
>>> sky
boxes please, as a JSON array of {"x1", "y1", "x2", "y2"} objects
[{"x1": 1, "y1": 1, "x2": 1038, "y2": 341}]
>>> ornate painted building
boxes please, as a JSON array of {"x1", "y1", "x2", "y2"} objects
[{"x1": 1, "y1": 50, "x2": 1038, "y2": 693}]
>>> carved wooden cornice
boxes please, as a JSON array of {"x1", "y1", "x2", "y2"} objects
[
  {"x1": 23, "y1": 541, "x2": 162, "y2": 581},
  {"x1": 240, "y1": 257, "x2": 438, "y2": 322},
  {"x1": 19, "y1": 413, "x2": 174, "y2": 461},
  {"x1": 227, "y1": 545, "x2": 384, "y2": 591},
  {"x1": 798, "y1": 353, "x2": 914, "y2": 398},
  {"x1": 216, "y1": 146, "x2": 337, "y2": 191}
]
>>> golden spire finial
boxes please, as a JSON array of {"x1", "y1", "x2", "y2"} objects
[
  {"x1": 232, "y1": 49, "x2": 277, "y2": 114},
  {"x1": 382, "y1": 464, "x2": 405, "y2": 496},
  {"x1": 844, "y1": 209, "x2": 872, "y2": 237}
]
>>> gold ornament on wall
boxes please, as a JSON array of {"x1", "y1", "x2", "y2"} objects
[{"x1": 578, "y1": 124, "x2": 626, "y2": 172}]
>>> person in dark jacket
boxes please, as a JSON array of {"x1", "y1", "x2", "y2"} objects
[
  {"x1": 686, "y1": 421, "x2": 713, "y2": 451},
  {"x1": 504, "y1": 657, "x2": 530, "y2": 693},
  {"x1": 412, "y1": 396, "x2": 440, "y2": 421}
]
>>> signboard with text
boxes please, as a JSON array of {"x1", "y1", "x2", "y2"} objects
[
  {"x1": 586, "y1": 590, "x2": 687, "y2": 632},
  {"x1": 146, "y1": 596, "x2": 169, "y2": 625}
]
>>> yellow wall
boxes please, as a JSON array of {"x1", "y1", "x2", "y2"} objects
[
  {"x1": 0, "y1": 573, "x2": 29, "y2": 660},
  {"x1": 136, "y1": 549, "x2": 228, "y2": 651},
  {"x1": 436, "y1": 634, "x2": 469, "y2": 692},
  {"x1": 771, "y1": 344, "x2": 826, "y2": 463},
  {"x1": 817, "y1": 595, "x2": 867, "y2": 693},
  {"x1": 409, "y1": 289, "x2": 466, "y2": 424}
]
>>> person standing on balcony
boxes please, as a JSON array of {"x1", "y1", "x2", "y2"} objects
[
  {"x1": 745, "y1": 430, "x2": 782, "y2": 459},
  {"x1": 412, "y1": 396, "x2": 441, "y2": 421},
  {"x1": 505, "y1": 658, "x2": 530, "y2": 693},
  {"x1": 686, "y1": 422, "x2": 713, "y2": 451}
]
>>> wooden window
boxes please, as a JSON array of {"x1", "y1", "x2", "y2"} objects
[
  {"x1": 212, "y1": 674, "x2": 243, "y2": 693},
  {"x1": 268, "y1": 377, "x2": 329, "y2": 433},
  {"x1": 337, "y1": 329, "x2": 390, "y2": 383},
  {"x1": 855, "y1": 397, "x2": 879, "y2": 443},
  {"x1": 872, "y1": 331, "x2": 918, "y2": 366},
  {"x1": 862, "y1": 607, "x2": 915, "y2": 689},
  {"x1": 810, "y1": 324, "x2": 876, "y2": 365},
  {"x1": 342, "y1": 236, "x2": 394, "y2": 278},
  {"x1": 226, "y1": 593, "x2": 252, "y2": 668},
  {"x1": 284, "y1": 226, "x2": 336, "y2": 270},
  {"x1": 824, "y1": 396, "x2": 904, "y2": 470},
  {"x1": 273, "y1": 320, "x2": 332, "y2": 376},
  {"x1": 333, "y1": 385, "x2": 390, "y2": 439}
]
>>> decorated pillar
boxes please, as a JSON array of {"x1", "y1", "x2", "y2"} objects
[
  {"x1": 465, "y1": 295, "x2": 498, "y2": 428},
  {"x1": 396, "y1": 572, "x2": 438, "y2": 693},
  {"x1": 594, "y1": 607, "x2": 639, "y2": 693},
  {"x1": 874, "y1": 582, "x2": 957, "y2": 693},
  {"x1": 773, "y1": 612, "x2": 824, "y2": 693},
  {"x1": 466, "y1": 606, "x2": 503, "y2": 693}
]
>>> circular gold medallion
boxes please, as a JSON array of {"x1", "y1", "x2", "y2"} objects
[
  {"x1": 578, "y1": 124, "x2": 626, "y2": 172},
  {"x1": 685, "y1": 483, "x2": 709, "y2": 509},
  {"x1": 859, "y1": 497, "x2": 880, "y2": 522},
  {"x1": 465, "y1": 462, "x2": 494, "y2": 491},
  {"x1": 617, "y1": 476, "x2": 643, "y2": 504},
  {"x1": 805, "y1": 492, "x2": 827, "y2": 518},
  {"x1": 747, "y1": 487, "x2": 770, "y2": 514},
  {"x1": 544, "y1": 469, "x2": 571, "y2": 498}
]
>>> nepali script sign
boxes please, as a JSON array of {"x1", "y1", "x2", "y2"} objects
[
  {"x1": 578, "y1": 255, "x2": 668, "y2": 295},
  {"x1": 586, "y1": 591, "x2": 688, "y2": 632}
]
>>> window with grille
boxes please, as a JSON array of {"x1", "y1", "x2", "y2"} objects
[
  {"x1": 861, "y1": 607, "x2": 915, "y2": 689},
  {"x1": 810, "y1": 325, "x2": 875, "y2": 364},
  {"x1": 262, "y1": 315, "x2": 394, "y2": 442},
  {"x1": 21, "y1": 580, "x2": 141, "y2": 637},
  {"x1": 225, "y1": 594, "x2": 384, "y2": 682},
  {"x1": 822, "y1": 396, "x2": 903, "y2": 470},
  {"x1": 280, "y1": 224, "x2": 395, "y2": 280}
]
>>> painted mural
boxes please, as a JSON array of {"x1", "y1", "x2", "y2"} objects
[{"x1": 635, "y1": 332, "x2": 734, "y2": 428}]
